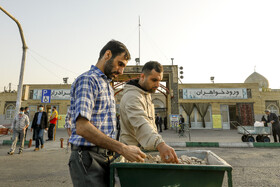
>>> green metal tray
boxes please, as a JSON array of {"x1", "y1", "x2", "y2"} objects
[{"x1": 110, "y1": 150, "x2": 232, "y2": 187}]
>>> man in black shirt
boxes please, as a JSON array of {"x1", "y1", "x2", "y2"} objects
[{"x1": 263, "y1": 109, "x2": 280, "y2": 142}]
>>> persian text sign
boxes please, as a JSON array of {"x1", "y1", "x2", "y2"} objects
[
  {"x1": 33, "y1": 89, "x2": 71, "y2": 100},
  {"x1": 183, "y1": 88, "x2": 248, "y2": 99}
]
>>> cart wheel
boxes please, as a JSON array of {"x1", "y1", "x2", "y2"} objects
[
  {"x1": 241, "y1": 135, "x2": 248, "y2": 142},
  {"x1": 256, "y1": 135, "x2": 262, "y2": 142},
  {"x1": 247, "y1": 136, "x2": 255, "y2": 142},
  {"x1": 262, "y1": 136, "x2": 270, "y2": 143}
]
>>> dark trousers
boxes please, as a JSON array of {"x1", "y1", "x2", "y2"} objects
[
  {"x1": 69, "y1": 149, "x2": 111, "y2": 187},
  {"x1": 48, "y1": 123, "x2": 55, "y2": 140},
  {"x1": 34, "y1": 127, "x2": 44, "y2": 148},
  {"x1": 272, "y1": 124, "x2": 280, "y2": 142},
  {"x1": 164, "y1": 122, "x2": 167, "y2": 130},
  {"x1": 157, "y1": 123, "x2": 162, "y2": 132}
]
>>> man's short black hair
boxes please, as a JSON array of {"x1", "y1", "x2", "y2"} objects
[
  {"x1": 20, "y1": 107, "x2": 24, "y2": 111},
  {"x1": 142, "y1": 61, "x2": 163, "y2": 75},
  {"x1": 24, "y1": 107, "x2": 29, "y2": 110},
  {"x1": 53, "y1": 106, "x2": 56, "y2": 109},
  {"x1": 39, "y1": 105, "x2": 43, "y2": 107},
  {"x1": 98, "y1": 40, "x2": 131, "y2": 61}
]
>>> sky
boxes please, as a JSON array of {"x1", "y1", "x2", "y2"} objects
[{"x1": 1, "y1": 0, "x2": 280, "y2": 92}]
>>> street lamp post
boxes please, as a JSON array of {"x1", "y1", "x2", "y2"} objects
[{"x1": 0, "y1": 6, "x2": 28, "y2": 114}]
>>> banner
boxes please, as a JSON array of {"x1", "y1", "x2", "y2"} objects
[
  {"x1": 183, "y1": 88, "x2": 248, "y2": 100},
  {"x1": 33, "y1": 89, "x2": 71, "y2": 100}
]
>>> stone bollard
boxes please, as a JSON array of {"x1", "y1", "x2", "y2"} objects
[
  {"x1": 28, "y1": 139, "x2": 32, "y2": 148},
  {"x1": 60, "y1": 138, "x2": 64, "y2": 148}
]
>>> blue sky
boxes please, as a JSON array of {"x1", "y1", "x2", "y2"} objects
[{"x1": 1, "y1": 0, "x2": 280, "y2": 91}]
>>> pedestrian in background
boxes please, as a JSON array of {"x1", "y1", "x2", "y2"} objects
[
  {"x1": 31, "y1": 105, "x2": 48, "y2": 151},
  {"x1": 8, "y1": 107, "x2": 29, "y2": 155},
  {"x1": 24, "y1": 107, "x2": 30, "y2": 141},
  {"x1": 263, "y1": 109, "x2": 280, "y2": 142},
  {"x1": 179, "y1": 114, "x2": 185, "y2": 125},
  {"x1": 64, "y1": 109, "x2": 72, "y2": 137},
  {"x1": 164, "y1": 116, "x2": 168, "y2": 130},
  {"x1": 47, "y1": 106, "x2": 58, "y2": 141},
  {"x1": 155, "y1": 114, "x2": 163, "y2": 132}
]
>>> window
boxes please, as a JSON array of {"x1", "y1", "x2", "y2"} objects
[
  {"x1": 267, "y1": 104, "x2": 279, "y2": 116},
  {"x1": 6, "y1": 105, "x2": 15, "y2": 119},
  {"x1": 190, "y1": 106, "x2": 212, "y2": 123},
  {"x1": 190, "y1": 109, "x2": 195, "y2": 123},
  {"x1": 29, "y1": 90, "x2": 34, "y2": 99},
  {"x1": 197, "y1": 110, "x2": 202, "y2": 122},
  {"x1": 204, "y1": 106, "x2": 212, "y2": 122}
]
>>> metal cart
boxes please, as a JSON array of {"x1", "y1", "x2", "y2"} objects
[
  {"x1": 236, "y1": 125, "x2": 271, "y2": 142},
  {"x1": 178, "y1": 123, "x2": 191, "y2": 141}
]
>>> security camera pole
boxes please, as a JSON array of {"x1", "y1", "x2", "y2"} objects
[{"x1": 0, "y1": 6, "x2": 28, "y2": 114}]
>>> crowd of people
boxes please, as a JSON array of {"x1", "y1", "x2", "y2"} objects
[{"x1": 7, "y1": 105, "x2": 58, "y2": 155}]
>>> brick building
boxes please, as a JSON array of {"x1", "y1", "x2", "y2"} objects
[{"x1": 0, "y1": 69, "x2": 279, "y2": 130}]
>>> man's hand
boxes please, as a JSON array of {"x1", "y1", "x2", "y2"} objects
[
  {"x1": 271, "y1": 120, "x2": 275, "y2": 124},
  {"x1": 157, "y1": 142, "x2": 179, "y2": 163},
  {"x1": 120, "y1": 145, "x2": 146, "y2": 162}
]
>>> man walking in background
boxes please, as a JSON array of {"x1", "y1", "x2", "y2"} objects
[
  {"x1": 31, "y1": 105, "x2": 48, "y2": 151},
  {"x1": 8, "y1": 107, "x2": 29, "y2": 155},
  {"x1": 24, "y1": 107, "x2": 30, "y2": 141}
]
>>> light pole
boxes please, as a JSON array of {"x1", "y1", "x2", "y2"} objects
[
  {"x1": 0, "y1": 6, "x2": 28, "y2": 114},
  {"x1": 171, "y1": 58, "x2": 174, "y2": 65}
]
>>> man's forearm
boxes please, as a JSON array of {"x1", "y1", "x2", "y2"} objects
[{"x1": 76, "y1": 118, "x2": 125, "y2": 155}]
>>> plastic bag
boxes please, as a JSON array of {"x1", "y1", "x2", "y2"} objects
[{"x1": 254, "y1": 121, "x2": 264, "y2": 127}]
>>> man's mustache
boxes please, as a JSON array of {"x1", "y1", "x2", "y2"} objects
[{"x1": 112, "y1": 71, "x2": 120, "y2": 75}]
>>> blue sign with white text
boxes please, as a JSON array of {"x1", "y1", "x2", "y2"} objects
[{"x1": 41, "y1": 89, "x2": 51, "y2": 103}]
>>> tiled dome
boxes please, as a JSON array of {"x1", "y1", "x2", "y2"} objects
[{"x1": 244, "y1": 72, "x2": 269, "y2": 88}]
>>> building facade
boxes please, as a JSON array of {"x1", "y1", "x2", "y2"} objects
[{"x1": 0, "y1": 69, "x2": 279, "y2": 130}]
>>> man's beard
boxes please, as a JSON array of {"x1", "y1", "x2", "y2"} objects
[
  {"x1": 143, "y1": 80, "x2": 157, "y2": 93},
  {"x1": 104, "y1": 58, "x2": 119, "y2": 79},
  {"x1": 148, "y1": 88, "x2": 157, "y2": 93}
]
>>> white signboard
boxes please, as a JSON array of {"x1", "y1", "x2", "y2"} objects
[
  {"x1": 33, "y1": 89, "x2": 71, "y2": 100},
  {"x1": 183, "y1": 88, "x2": 248, "y2": 100}
]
